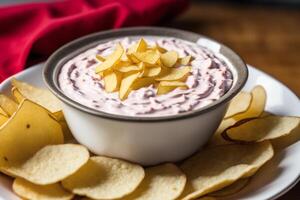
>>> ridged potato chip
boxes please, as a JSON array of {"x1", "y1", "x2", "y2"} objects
[
  {"x1": 13, "y1": 178, "x2": 73, "y2": 200},
  {"x1": 123, "y1": 163, "x2": 186, "y2": 200},
  {"x1": 119, "y1": 72, "x2": 140, "y2": 100},
  {"x1": 161, "y1": 51, "x2": 178, "y2": 67},
  {"x1": 233, "y1": 86, "x2": 266, "y2": 121},
  {"x1": 224, "y1": 116, "x2": 300, "y2": 142},
  {"x1": 0, "y1": 100, "x2": 63, "y2": 167},
  {"x1": 224, "y1": 92, "x2": 252, "y2": 118},
  {"x1": 62, "y1": 156, "x2": 145, "y2": 200},
  {"x1": 180, "y1": 142, "x2": 273, "y2": 200},
  {"x1": 11, "y1": 79, "x2": 62, "y2": 113},
  {"x1": 2, "y1": 144, "x2": 89, "y2": 185},
  {"x1": 156, "y1": 66, "x2": 191, "y2": 81},
  {"x1": 209, "y1": 178, "x2": 249, "y2": 197},
  {"x1": 0, "y1": 94, "x2": 18, "y2": 116}
]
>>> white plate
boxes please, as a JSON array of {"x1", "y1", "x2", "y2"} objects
[{"x1": 0, "y1": 63, "x2": 299, "y2": 200}]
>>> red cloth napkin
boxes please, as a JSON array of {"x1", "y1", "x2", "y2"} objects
[{"x1": 0, "y1": 0, "x2": 188, "y2": 82}]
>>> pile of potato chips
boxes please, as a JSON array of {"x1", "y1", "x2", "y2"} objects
[
  {"x1": 95, "y1": 38, "x2": 192, "y2": 100},
  {"x1": 0, "y1": 79, "x2": 299, "y2": 200}
]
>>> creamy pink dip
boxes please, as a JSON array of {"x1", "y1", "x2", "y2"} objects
[{"x1": 58, "y1": 37, "x2": 233, "y2": 117}]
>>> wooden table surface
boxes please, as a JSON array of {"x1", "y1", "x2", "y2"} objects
[{"x1": 170, "y1": 2, "x2": 300, "y2": 199}]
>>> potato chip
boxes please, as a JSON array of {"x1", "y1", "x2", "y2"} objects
[
  {"x1": 153, "y1": 43, "x2": 167, "y2": 53},
  {"x1": 209, "y1": 178, "x2": 249, "y2": 197},
  {"x1": 95, "y1": 43, "x2": 123, "y2": 73},
  {"x1": 0, "y1": 94, "x2": 18, "y2": 116},
  {"x1": 133, "y1": 51, "x2": 160, "y2": 65},
  {"x1": 2, "y1": 144, "x2": 89, "y2": 185},
  {"x1": 180, "y1": 142, "x2": 273, "y2": 199},
  {"x1": 96, "y1": 55, "x2": 106, "y2": 62},
  {"x1": 103, "y1": 71, "x2": 121, "y2": 92},
  {"x1": 224, "y1": 116, "x2": 300, "y2": 142},
  {"x1": 13, "y1": 178, "x2": 73, "y2": 200},
  {"x1": 11, "y1": 79, "x2": 62, "y2": 113},
  {"x1": 123, "y1": 163, "x2": 186, "y2": 200},
  {"x1": 62, "y1": 156, "x2": 145, "y2": 200},
  {"x1": 0, "y1": 107, "x2": 7, "y2": 116},
  {"x1": 115, "y1": 64, "x2": 141, "y2": 73},
  {"x1": 11, "y1": 87, "x2": 25, "y2": 103},
  {"x1": 180, "y1": 55, "x2": 192, "y2": 65},
  {"x1": 0, "y1": 100, "x2": 63, "y2": 167},
  {"x1": 142, "y1": 66, "x2": 161, "y2": 77},
  {"x1": 209, "y1": 118, "x2": 237, "y2": 146},
  {"x1": 0, "y1": 114, "x2": 8, "y2": 126},
  {"x1": 156, "y1": 66, "x2": 191, "y2": 81},
  {"x1": 132, "y1": 78, "x2": 156, "y2": 90},
  {"x1": 161, "y1": 51, "x2": 178, "y2": 67},
  {"x1": 272, "y1": 125, "x2": 300, "y2": 150},
  {"x1": 128, "y1": 38, "x2": 148, "y2": 54},
  {"x1": 233, "y1": 86, "x2": 266, "y2": 121},
  {"x1": 119, "y1": 72, "x2": 140, "y2": 100},
  {"x1": 157, "y1": 81, "x2": 188, "y2": 95},
  {"x1": 224, "y1": 92, "x2": 252, "y2": 118}
]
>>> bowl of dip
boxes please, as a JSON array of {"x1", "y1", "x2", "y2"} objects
[{"x1": 44, "y1": 27, "x2": 248, "y2": 165}]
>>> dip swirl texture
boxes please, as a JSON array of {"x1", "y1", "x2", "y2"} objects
[{"x1": 58, "y1": 37, "x2": 233, "y2": 116}]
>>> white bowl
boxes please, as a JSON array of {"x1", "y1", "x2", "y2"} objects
[{"x1": 44, "y1": 27, "x2": 248, "y2": 165}]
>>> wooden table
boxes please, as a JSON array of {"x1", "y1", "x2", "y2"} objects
[{"x1": 170, "y1": 2, "x2": 300, "y2": 199}]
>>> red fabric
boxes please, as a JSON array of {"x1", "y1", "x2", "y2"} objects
[{"x1": 0, "y1": 0, "x2": 188, "y2": 82}]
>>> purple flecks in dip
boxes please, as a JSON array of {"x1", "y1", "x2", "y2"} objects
[{"x1": 58, "y1": 37, "x2": 233, "y2": 117}]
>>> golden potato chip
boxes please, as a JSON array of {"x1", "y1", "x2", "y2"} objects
[
  {"x1": 60, "y1": 121, "x2": 76, "y2": 143},
  {"x1": 132, "y1": 78, "x2": 156, "y2": 90},
  {"x1": 119, "y1": 72, "x2": 140, "y2": 100},
  {"x1": 11, "y1": 79, "x2": 62, "y2": 113},
  {"x1": 133, "y1": 50, "x2": 160, "y2": 65},
  {"x1": 209, "y1": 118, "x2": 237, "y2": 146},
  {"x1": 103, "y1": 71, "x2": 121, "y2": 92},
  {"x1": 53, "y1": 111, "x2": 65, "y2": 122},
  {"x1": 13, "y1": 178, "x2": 73, "y2": 200},
  {"x1": 128, "y1": 38, "x2": 148, "y2": 54},
  {"x1": 11, "y1": 87, "x2": 25, "y2": 103},
  {"x1": 0, "y1": 100, "x2": 63, "y2": 167},
  {"x1": 157, "y1": 81, "x2": 188, "y2": 95},
  {"x1": 156, "y1": 66, "x2": 191, "y2": 81},
  {"x1": 95, "y1": 43, "x2": 123, "y2": 73},
  {"x1": 210, "y1": 178, "x2": 249, "y2": 197},
  {"x1": 224, "y1": 116, "x2": 300, "y2": 142},
  {"x1": 62, "y1": 156, "x2": 145, "y2": 200},
  {"x1": 115, "y1": 64, "x2": 141, "y2": 73},
  {"x1": 123, "y1": 163, "x2": 186, "y2": 200},
  {"x1": 272, "y1": 125, "x2": 300, "y2": 150},
  {"x1": 2, "y1": 144, "x2": 89, "y2": 185},
  {"x1": 180, "y1": 142, "x2": 273, "y2": 200},
  {"x1": 233, "y1": 86, "x2": 266, "y2": 121},
  {"x1": 142, "y1": 66, "x2": 161, "y2": 77},
  {"x1": 180, "y1": 55, "x2": 192, "y2": 65},
  {"x1": 0, "y1": 114, "x2": 8, "y2": 126},
  {"x1": 0, "y1": 94, "x2": 18, "y2": 116},
  {"x1": 0, "y1": 107, "x2": 7, "y2": 116},
  {"x1": 153, "y1": 43, "x2": 167, "y2": 53},
  {"x1": 161, "y1": 51, "x2": 178, "y2": 67},
  {"x1": 224, "y1": 92, "x2": 252, "y2": 118},
  {"x1": 96, "y1": 54, "x2": 106, "y2": 62}
]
